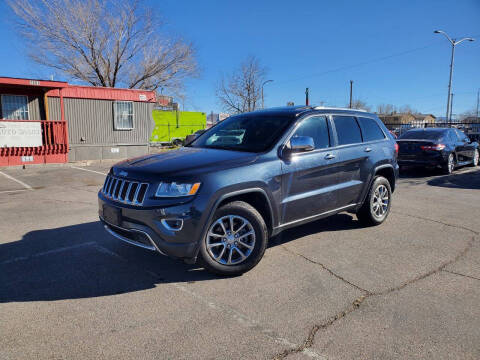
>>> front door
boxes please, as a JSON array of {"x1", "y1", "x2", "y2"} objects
[
  {"x1": 454, "y1": 129, "x2": 474, "y2": 163},
  {"x1": 280, "y1": 115, "x2": 340, "y2": 225}
]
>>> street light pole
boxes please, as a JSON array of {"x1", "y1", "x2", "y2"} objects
[
  {"x1": 349, "y1": 80, "x2": 353, "y2": 108},
  {"x1": 261, "y1": 79, "x2": 273, "y2": 109},
  {"x1": 434, "y1": 30, "x2": 475, "y2": 121}
]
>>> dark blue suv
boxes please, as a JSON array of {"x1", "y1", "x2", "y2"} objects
[{"x1": 98, "y1": 106, "x2": 399, "y2": 275}]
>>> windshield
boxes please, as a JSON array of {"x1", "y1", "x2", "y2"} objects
[
  {"x1": 399, "y1": 130, "x2": 445, "y2": 141},
  {"x1": 188, "y1": 114, "x2": 295, "y2": 152}
]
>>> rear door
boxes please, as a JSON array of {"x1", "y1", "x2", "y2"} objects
[
  {"x1": 331, "y1": 115, "x2": 372, "y2": 208},
  {"x1": 280, "y1": 115, "x2": 341, "y2": 224}
]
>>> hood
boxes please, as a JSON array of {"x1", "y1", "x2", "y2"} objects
[{"x1": 112, "y1": 147, "x2": 258, "y2": 178}]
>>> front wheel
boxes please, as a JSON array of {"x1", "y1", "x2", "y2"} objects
[
  {"x1": 199, "y1": 201, "x2": 268, "y2": 276},
  {"x1": 356, "y1": 176, "x2": 392, "y2": 226},
  {"x1": 470, "y1": 149, "x2": 479, "y2": 167}
]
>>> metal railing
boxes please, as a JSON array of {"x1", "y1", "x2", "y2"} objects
[
  {"x1": 384, "y1": 121, "x2": 480, "y2": 141},
  {"x1": 0, "y1": 120, "x2": 68, "y2": 165}
]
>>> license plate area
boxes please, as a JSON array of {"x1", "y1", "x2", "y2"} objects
[{"x1": 103, "y1": 205, "x2": 122, "y2": 226}]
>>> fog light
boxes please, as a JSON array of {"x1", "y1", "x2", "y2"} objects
[{"x1": 161, "y1": 219, "x2": 183, "y2": 231}]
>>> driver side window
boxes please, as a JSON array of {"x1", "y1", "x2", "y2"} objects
[{"x1": 291, "y1": 116, "x2": 330, "y2": 149}]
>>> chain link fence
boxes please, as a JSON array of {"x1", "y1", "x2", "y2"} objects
[{"x1": 384, "y1": 121, "x2": 480, "y2": 141}]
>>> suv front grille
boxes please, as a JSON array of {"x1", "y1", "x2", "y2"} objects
[{"x1": 102, "y1": 175, "x2": 149, "y2": 205}]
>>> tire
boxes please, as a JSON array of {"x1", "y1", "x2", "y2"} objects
[
  {"x1": 199, "y1": 201, "x2": 268, "y2": 276},
  {"x1": 443, "y1": 153, "x2": 455, "y2": 174},
  {"x1": 470, "y1": 149, "x2": 479, "y2": 167},
  {"x1": 356, "y1": 176, "x2": 392, "y2": 226}
]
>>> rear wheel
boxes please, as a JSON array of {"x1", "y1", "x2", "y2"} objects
[
  {"x1": 199, "y1": 201, "x2": 268, "y2": 276},
  {"x1": 356, "y1": 176, "x2": 392, "y2": 226},
  {"x1": 443, "y1": 153, "x2": 455, "y2": 174},
  {"x1": 470, "y1": 149, "x2": 479, "y2": 167}
]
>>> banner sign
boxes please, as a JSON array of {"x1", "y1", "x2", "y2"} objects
[{"x1": 0, "y1": 121, "x2": 42, "y2": 147}]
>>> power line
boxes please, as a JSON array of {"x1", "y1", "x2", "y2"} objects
[
  {"x1": 275, "y1": 43, "x2": 436, "y2": 85},
  {"x1": 274, "y1": 34, "x2": 480, "y2": 86}
]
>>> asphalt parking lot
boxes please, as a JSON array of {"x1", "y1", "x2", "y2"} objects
[{"x1": 1, "y1": 163, "x2": 479, "y2": 360}]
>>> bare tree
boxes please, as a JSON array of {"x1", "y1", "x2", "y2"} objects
[
  {"x1": 8, "y1": 0, "x2": 197, "y2": 92},
  {"x1": 349, "y1": 99, "x2": 371, "y2": 111},
  {"x1": 376, "y1": 103, "x2": 397, "y2": 115},
  {"x1": 216, "y1": 56, "x2": 267, "y2": 114},
  {"x1": 398, "y1": 105, "x2": 418, "y2": 114}
]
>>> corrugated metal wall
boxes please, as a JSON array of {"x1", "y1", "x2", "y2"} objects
[
  {"x1": 48, "y1": 97, "x2": 153, "y2": 145},
  {"x1": 48, "y1": 97, "x2": 61, "y2": 121}
]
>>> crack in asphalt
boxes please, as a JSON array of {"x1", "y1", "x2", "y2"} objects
[
  {"x1": 273, "y1": 218, "x2": 478, "y2": 359},
  {"x1": 281, "y1": 246, "x2": 371, "y2": 294},
  {"x1": 391, "y1": 210, "x2": 480, "y2": 236},
  {"x1": 442, "y1": 269, "x2": 480, "y2": 282}
]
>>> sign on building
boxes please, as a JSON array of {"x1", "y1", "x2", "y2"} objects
[{"x1": 0, "y1": 121, "x2": 42, "y2": 147}]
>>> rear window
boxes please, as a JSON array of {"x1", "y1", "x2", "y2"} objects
[
  {"x1": 333, "y1": 116, "x2": 362, "y2": 145},
  {"x1": 399, "y1": 130, "x2": 445, "y2": 141},
  {"x1": 358, "y1": 117, "x2": 385, "y2": 142}
]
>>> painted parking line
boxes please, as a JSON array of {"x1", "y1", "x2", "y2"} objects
[
  {"x1": 0, "y1": 242, "x2": 96, "y2": 265},
  {"x1": 71, "y1": 165, "x2": 108, "y2": 176},
  {"x1": 0, "y1": 189, "x2": 29, "y2": 194},
  {"x1": 0, "y1": 171, "x2": 33, "y2": 190}
]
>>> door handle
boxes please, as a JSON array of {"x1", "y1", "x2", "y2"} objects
[
  {"x1": 364, "y1": 147, "x2": 372, "y2": 152},
  {"x1": 325, "y1": 153, "x2": 336, "y2": 160}
]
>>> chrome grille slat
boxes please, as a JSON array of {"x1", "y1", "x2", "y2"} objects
[
  {"x1": 124, "y1": 182, "x2": 133, "y2": 203},
  {"x1": 117, "y1": 180, "x2": 126, "y2": 201},
  {"x1": 102, "y1": 175, "x2": 149, "y2": 206},
  {"x1": 133, "y1": 182, "x2": 142, "y2": 204}
]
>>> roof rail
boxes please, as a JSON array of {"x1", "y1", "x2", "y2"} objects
[{"x1": 313, "y1": 106, "x2": 368, "y2": 112}]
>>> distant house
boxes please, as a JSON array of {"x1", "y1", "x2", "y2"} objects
[{"x1": 378, "y1": 113, "x2": 436, "y2": 129}]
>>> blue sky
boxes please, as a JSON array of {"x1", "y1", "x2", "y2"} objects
[{"x1": 1, "y1": 0, "x2": 479, "y2": 117}]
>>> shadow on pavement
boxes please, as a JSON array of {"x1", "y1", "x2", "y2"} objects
[
  {"x1": 0, "y1": 213, "x2": 361, "y2": 303},
  {"x1": 427, "y1": 168, "x2": 480, "y2": 190}
]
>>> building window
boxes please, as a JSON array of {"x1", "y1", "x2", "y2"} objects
[
  {"x1": 113, "y1": 101, "x2": 134, "y2": 130},
  {"x1": 1, "y1": 95, "x2": 29, "y2": 120}
]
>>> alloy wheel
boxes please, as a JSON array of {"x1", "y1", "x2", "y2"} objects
[
  {"x1": 448, "y1": 154, "x2": 455, "y2": 173},
  {"x1": 371, "y1": 184, "x2": 389, "y2": 218},
  {"x1": 206, "y1": 215, "x2": 256, "y2": 265}
]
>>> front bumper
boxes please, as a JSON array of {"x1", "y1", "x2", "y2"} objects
[{"x1": 98, "y1": 192, "x2": 203, "y2": 261}]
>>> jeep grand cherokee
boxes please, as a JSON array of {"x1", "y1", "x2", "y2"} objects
[{"x1": 99, "y1": 106, "x2": 399, "y2": 275}]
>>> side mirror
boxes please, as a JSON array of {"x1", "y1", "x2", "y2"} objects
[
  {"x1": 281, "y1": 136, "x2": 315, "y2": 158},
  {"x1": 290, "y1": 136, "x2": 315, "y2": 152}
]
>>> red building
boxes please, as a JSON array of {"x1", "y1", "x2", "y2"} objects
[{"x1": 0, "y1": 77, "x2": 156, "y2": 167}]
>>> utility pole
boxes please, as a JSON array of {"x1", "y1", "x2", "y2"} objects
[
  {"x1": 434, "y1": 30, "x2": 475, "y2": 122},
  {"x1": 261, "y1": 79, "x2": 273, "y2": 109},
  {"x1": 449, "y1": 93, "x2": 454, "y2": 122},
  {"x1": 349, "y1": 80, "x2": 353, "y2": 108},
  {"x1": 305, "y1": 87, "x2": 309, "y2": 106}
]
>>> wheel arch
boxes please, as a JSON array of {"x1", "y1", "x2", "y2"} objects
[
  {"x1": 374, "y1": 164, "x2": 396, "y2": 193},
  {"x1": 214, "y1": 189, "x2": 274, "y2": 235}
]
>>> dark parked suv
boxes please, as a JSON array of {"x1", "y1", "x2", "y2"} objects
[{"x1": 98, "y1": 106, "x2": 399, "y2": 275}]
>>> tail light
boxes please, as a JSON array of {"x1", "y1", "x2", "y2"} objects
[
  {"x1": 394, "y1": 142, "x2": 399, "y2": 156},
  {"x1": 420, "y1": 144, "x2": 446, "y2": 151}
]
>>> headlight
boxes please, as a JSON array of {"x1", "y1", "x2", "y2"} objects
[{"x1": 155, "y1": 182, "x2": 201, "y2": 197}]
